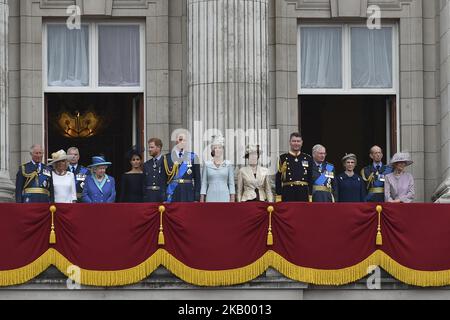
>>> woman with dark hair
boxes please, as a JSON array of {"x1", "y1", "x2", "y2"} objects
[{"x1": 119, "y1": 149, "x2": 144, "y2": 202}]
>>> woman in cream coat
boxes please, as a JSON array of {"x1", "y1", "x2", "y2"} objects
[{"x1": 237, "y1": 145, "x2": 274, "y2": 202}]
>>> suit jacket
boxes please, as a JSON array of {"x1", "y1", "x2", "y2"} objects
[
  {"x1": 82, "y1": 174, "x2": 116, "y2": 203},
  {"x1": 142, "y1": 156, "x2": 167, "y2": 202},
  {"x1": 15, "y1": 161, "x2": 54, "y2": 203},
  {"x1": 311, "y1": 161, "x2": 338, "y2": 202},
  {"x1": 237, "y1": 166, "x2": 274, "y2": 202},
  {"x1": 164, "y1": 151, "x2": 201, "y2": 202}
]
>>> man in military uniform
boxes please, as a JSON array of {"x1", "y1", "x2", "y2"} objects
[
  {"x1": 143, "y1": 138, "x2": 167, "y2": 202},
  {"x1": 311, "y1": 144, "x2": 338, "y2": 202},
  {"x1": 276, "y1": 132, "x2": 313, "y2": 202},
  {"x1": 67, "y1": 147, "x2": 90, "y2": 202},
  {"x1": 164, "y1": 132, "x2": 201, "y2": 202},
  {"x1": 361, "y1": 145, "x2": 392, "y2": 202},
  {"x1": 15, "y1": 144, "x2": 54, "y2": 203}
]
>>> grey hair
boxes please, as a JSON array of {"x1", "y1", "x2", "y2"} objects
[
  {"x1": 67, "y1": 147, "x2": 79, "y2": 154},
  {"x1": 312, "y1": 144, "x2": 325, "y2": 155},
  {"x1": 29, "y1": 144, "x2": 42, "y2": 153}
]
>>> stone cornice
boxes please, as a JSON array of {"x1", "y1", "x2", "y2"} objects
[{"x1": 285, "y1": 0, "x2": 415, "y2": 18}]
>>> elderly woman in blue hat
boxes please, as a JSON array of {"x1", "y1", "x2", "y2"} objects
[{"x1": 82, "y1": 155, "x2": 116, "y2": 203}]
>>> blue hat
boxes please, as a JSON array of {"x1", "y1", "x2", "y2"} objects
[{"x1": 88, "y1": 156, "x2": 112, "y2": 168}]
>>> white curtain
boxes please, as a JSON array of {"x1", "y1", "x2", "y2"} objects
[
  {"x1": 301, "y1": 27, "x2": 342, "y2": 89},
  {"x1": 351, "y1": 27, "x2": 392, "y2": 88},
  {"x1": 98, "y1": 25, "x2": 140, "y2": 87},
  {"x1": 47, "y1": 25, "x2": 89, "y2": 87}
]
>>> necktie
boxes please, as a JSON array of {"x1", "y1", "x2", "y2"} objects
[
  {"x1": 71, "y1": 166, "x2": 75, "y2": 173},
  {"x1": 178, "y1": 151, "x2": 183, "y2": 158},
  {"x1": 376, "y1": 165, "x2": 381, "y2": 172}
]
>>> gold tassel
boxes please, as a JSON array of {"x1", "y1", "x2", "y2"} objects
[
  {"x1": 158, "y1": 205, "x2": 165, "y2": 245},
  {"x1": 49, "y1": 205, "x2": 57, "y2": 244},
  {"x1": 376, "y1": 205, "x2": 383, "y2": 246},
  {"x1": 267, "y1": 206, "x2": 274, "y2": 246}
]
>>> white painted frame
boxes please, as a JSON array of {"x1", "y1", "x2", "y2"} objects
[
  {"x1": 43, "y1": 21, "x2": 145, "y2": 93},
  {"x1": 297, "y1": 23, "x2": 399, "y2": 96},
  {"x1": 297, "y1": 22, "x2": 400, "y2": 158}
]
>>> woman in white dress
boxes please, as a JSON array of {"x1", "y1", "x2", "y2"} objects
[{"x1": 49, "y1": 150, "x2": 77, "y2": 203}]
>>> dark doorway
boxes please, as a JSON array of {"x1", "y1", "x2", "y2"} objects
[
  {"x1": 300, "y1": 95, "x2": 396, "y2": 175},
  {"x1": 46, "y1": 93, "x2": 144, "y2": 198}
]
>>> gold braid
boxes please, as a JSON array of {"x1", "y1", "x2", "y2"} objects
[
  {"x1": 163, "y1": 155, "x2": 179, "y2": 183},
  {"x1": 21, "y1": 165, "x2": 39, "y2": 190},
  {"x1": 278, "y1": 157, "x2": 287, "y2": 182}
]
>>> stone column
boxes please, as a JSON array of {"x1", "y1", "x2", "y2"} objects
[
  {"x1": 187, "y1": 0, "x2": 270, "y2": 165},
  {"x1": 434, "y1": 0, "x2": 450, "y2": 203},
  {"x1": 0, "y1": 0, "x2": 14, "y2": 202}
]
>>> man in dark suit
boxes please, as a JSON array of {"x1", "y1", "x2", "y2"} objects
[
  {"x1": 143, "y1": 138, "x2": 167, "y2": 202},
  {"x1": 311, "y1": 144, "x2": 338, "y2": 202},
  {"x1": 67, "y1": 147, "x2": 90, "y2": 202},
  {"x1": 15, "y1": 144, "x2": 54, "y2": 203},
  {"x1": 164, "y1": 132, "x2": 201, "y2": 202}
]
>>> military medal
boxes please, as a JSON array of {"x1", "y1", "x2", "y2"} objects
[
  {"x1": 302, "y1": 161, "x2": 309, "y2": 167},
  {"x1": 187, "y1": 162, "x2": 193, "y2": 175},
  {"x1": 295, "y1": 158, "x2": 299, "y2": 162}
]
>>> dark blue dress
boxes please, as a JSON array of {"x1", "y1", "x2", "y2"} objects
[{"x1": 337, "y1": 172, "x2": 366, "y2": 202}]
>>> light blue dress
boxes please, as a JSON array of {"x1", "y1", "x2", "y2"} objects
[{"x1": 200, "y1": 161, "x2": 235, "y2": 202}]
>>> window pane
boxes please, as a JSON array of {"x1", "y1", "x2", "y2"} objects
[
  {"x1": 47, "y1": 25, "x2": 89, "y2": 87},
  {"x1": 301, "y1": 27, "x2": 342, "y2": 89},
  {"x1": 98, "y1": 25, "x2": 140, "y2": 87},
  {"x1": 351, "y1": 27, "x2": 393, "y2": 88}
]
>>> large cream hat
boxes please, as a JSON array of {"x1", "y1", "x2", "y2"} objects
[{"x1": 48, "y1": 150, "x2": 70, "y2": 166}]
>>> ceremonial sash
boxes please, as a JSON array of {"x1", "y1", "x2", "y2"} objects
[
  {"x1": 166, "y1": 154, "x2": 191, "y2": 203},
  {"x1": 314, "y1": 163, "x2": 334, "y2": 187}
]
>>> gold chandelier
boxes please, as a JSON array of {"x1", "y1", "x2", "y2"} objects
[{"x1": 56, "y1": 110, "x2": 104, "y2": 139}]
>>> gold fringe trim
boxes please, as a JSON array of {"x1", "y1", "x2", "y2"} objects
[{"x1": 3, "y1": 249, "x2": 450, "y2": 287}]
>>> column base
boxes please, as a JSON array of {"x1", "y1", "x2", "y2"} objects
[
  {"x1": 0, "y1": 170, "x2": 14, "y2": 202},
  {"x1": 432, "y1": 178, "x2": 450, "y2": 203}
]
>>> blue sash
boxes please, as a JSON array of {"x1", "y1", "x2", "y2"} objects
[
  {"x1": 166, "y1": 154, "x2": 192, "y2": 203},
  {"x1": 314, "y1": 163, "x2": 334, "y2": 186}
]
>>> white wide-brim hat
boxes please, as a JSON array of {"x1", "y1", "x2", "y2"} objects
[
  {"x1": 390, "y1": 152, "x2": 413, "y2": 166},
  {"x1": 48, "y1": 150, "x2": 70, "y2": 166}
]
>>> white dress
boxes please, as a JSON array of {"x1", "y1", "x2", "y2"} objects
[{"x1": 52, "y1": 171, "x2": 77, "y2": 203}]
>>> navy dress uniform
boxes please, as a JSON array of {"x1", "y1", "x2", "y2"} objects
[
  {"x1": 69, "y1": 164, "x2": 90, "y2": 202},
  {"x1": 276, "y1": 152, "x2": 313, "y2": 202},
  {"x1": 361, "y1": 163, "x2": 392, "y2": 202},
  {"x1": 164, "y1": 150, "x2": 201, "y2": 202},
  {"x1": 311, "y1": 162, "x2": 338, "y2": 202},
  {"x1": 15, "y1": 162, "x2": 54, "y2": 203},
  {"x1": 143, "y1": 155, "x2": 167, "y2": 202}
]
